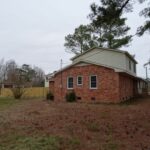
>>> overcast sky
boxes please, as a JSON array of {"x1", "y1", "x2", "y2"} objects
[{"x1": 0, "y1": 0, "x2": 149, "y2": 78}]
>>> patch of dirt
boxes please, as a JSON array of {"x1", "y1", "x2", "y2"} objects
[{"x1": 0, "y1": 97, "x2": 150, "y2": 150}]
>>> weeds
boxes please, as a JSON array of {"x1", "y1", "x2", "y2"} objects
[
  {"x1": 68, "y1": 137, "x2": 80, "y2": 150},
  {"x1": 102, "y1": 141, "x2": 118, "y2": 150},
  {"x1": 101, "y1": 111, "x2": 109, "y2": 119},
  {"x1": 86, "y1": 122, "x2": 100, "y2": 132},
  {"x1": 0, "y1": 97, "x2": 18, "y2": 110},
  {"x1": 0, "y1": 134, "x2": 80, "y2": 150}
]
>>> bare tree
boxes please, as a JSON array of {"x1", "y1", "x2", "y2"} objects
[
  {"x1": 32, "y1": 66, "x2": 45, "y2": 87},
  {"x1": 0, "y1": 59, "x2": 5, "y2": 94},
  {"x1": 5, "y1": 60, "x2": 18, "y2": 84},
  {"x1": 0, "y1": 59, "x2": 45, "y2": 98}
]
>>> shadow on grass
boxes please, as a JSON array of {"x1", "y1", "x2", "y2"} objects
[
  {"x1": 119, "y1": 96, "x2": 150, "y2": 106},
  {"x1": 81, "y1": 96, "x2": 150, "y2": 106}
]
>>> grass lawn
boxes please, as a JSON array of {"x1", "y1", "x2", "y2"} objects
[
  {"x1": 0, "y1": 97, "x2": 150, "y2": 150},
  {"x1": 0, "y1": 97, "x2": 19, "y2": 110}
]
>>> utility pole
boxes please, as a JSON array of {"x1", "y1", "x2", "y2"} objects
[{"x1": 60, "y1": 59, "x2": 63, "y2": 100}]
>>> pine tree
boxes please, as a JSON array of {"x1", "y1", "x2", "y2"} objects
[
  {"x1": 64, "y1": 25, "x2": 98, "y2": 54},
  {"x1": 89, "y1": 0, "x2": 132, "y2": 49},
  {"x1": 64, "y1": 0, "x2": 133, "y2": 55},
  {"x1": 137, "y1": 0, "x2": 150, "y2": 36}
]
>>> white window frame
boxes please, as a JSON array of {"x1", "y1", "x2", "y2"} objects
[
  {"x1": 90, "y1": 75, "x2": 97, "y2": 89},
  {"x1": 77, "y1": 76, "x2": 83, "y2": 86},
  {"x1": 67, "y1": 77, "x2": 74, "y2": 89}
]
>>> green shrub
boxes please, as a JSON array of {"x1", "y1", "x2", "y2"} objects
[
  {"x1": 66, "y1": 91, "x2": 76, "y2": 102},
  {"x1": 46, "y1": 92, "x2": 54, "y2": 101}
]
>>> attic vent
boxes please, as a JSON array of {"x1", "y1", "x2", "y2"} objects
[
  {"x1": 91, "y1": 97, "x2": 96, "y2": 101},
  {"x1": 77, "y1": 97, "x2": 82, "y2": 100}
]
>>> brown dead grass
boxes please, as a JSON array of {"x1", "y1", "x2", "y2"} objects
[{"x1": 0, "y1": 97, "x2": 150, "y2": 150}]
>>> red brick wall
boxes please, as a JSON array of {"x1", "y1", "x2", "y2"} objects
[
  {"x1": 53, "y1": 64, "x2": 120, "y2": 103},
  {"x1": 49, "y1": 81, "x2": 54, "y2": 93},
  {"x1": 119, "y1": 74, "x2": 134, "y2": 101}
]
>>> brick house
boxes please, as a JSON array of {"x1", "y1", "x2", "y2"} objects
[{"x1": 49, "y1": 47, "x2": 147, "y2": 103}]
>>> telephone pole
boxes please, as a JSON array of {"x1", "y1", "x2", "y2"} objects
[{"x1": 60, "y1": 59, "x2": 63, "y2": 100}]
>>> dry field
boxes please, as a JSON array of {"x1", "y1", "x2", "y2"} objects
[{"x1": 0, "y1": 97, "x2": 150, "y2": 150}]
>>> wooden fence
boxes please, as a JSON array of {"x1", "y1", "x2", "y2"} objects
[{"x1": 0, "y1": 87, "x2": 49, "y2": 99}]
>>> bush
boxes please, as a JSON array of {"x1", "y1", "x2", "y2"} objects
[
  {"x1": 47, "y1": 92, "x2": 54, "y2": 101},
  {"x1": 11, "y1": 87, "x2": 25, "y2": 99},
  {"x1": 66, "y1": 91, "x2": 76, "y2": 102}
]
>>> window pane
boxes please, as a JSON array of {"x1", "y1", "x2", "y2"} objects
[
  {"x1": 134, "y1": 64, "x2": 136, "y2": 73},
  {"x1": 78, "y1": 76, "x2": 82, "y2": 85},
  {"x1": 69, "y1": 77, "x2": 73, "y2": 83},
  {"x1": 91, "y1": 76, "x2": 97, "y2": 88},
  {"x1": 91, "y1": 76, "x2": 96, "y2": 82},
  {"x1": 68, "y1": 77, "x2": 73, "y2": 88},
  {"x1": 129, "y1": 61, "x2": 131, "y2": 70}
]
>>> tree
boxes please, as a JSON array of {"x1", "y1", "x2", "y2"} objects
[
  {"x1": 21, "y1": 64, "x2": 36, "y2": 82},
  {"x1": 2, "y1": 60, "x2": 25, "y2": 99},
  {"x1": 32, "y1": 66, "x2": 45, "y2": 87},
  {"x1": 64, "y1": 0, "x2": 133, "y2": 54},
  {"x1": 10, "y1": 68, "x2": 26, "y2": 99},
  {"x1": 4, "y1": 60, "x2": 18, "y2": 84},
  {"x1": 64, "y1": 25, "x2": 98, "y2": 54},
  {"x1": 0, "y1": 59, "x2": 5, "y2": 83},
  {"x1": 137, "y1": 0, "x2": 150, "y2": 36},
  {"x1": 21, "y1": 64, "x2": 45, "y2": 87},
  {"x1": 89, "y1": 0, "x2": 132, "y2": 49},
  {"x1": 10, "y1": 64, "x2": 45, "y2": 99},
  {"x1": 0, "y1": 59, "x2": 17, "y2": 95},
  {"x1": 0, "y1": 59, "x2": 5, "y2": 94},
  {"x1": 0, "y1": 59, "x2": 45, "y2": 99}
]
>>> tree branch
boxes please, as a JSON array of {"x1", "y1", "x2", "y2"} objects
[{"x1": 118, "y1": 0, "x2": 131, "y2": 15}]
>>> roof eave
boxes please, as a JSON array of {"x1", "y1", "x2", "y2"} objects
[{"x1": 125, "y1": 52, "x2": 138, "y2": 64}]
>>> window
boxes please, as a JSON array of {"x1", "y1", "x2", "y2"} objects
[
  {"x1": 129, "y1": 60, "x2": 131, "y2": 70},
  {"x1": 77, "y1": 76, "x2": 83, "y2": 85},
  {"x1": 138, "y1": 81, "x2": 140, "y2": 89},
  {"x1": 45, "y1": 77, "x2": 49, "y2": 82},
  {"x1": 67, "y1": 77, "x2": 73, "y2": 89},
  {"x1": 134, "y1": 63, "x2": 136, "y2": 73},
  {"x1": 90, "y1": 75, "x2": 97, "y2": 89}
]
